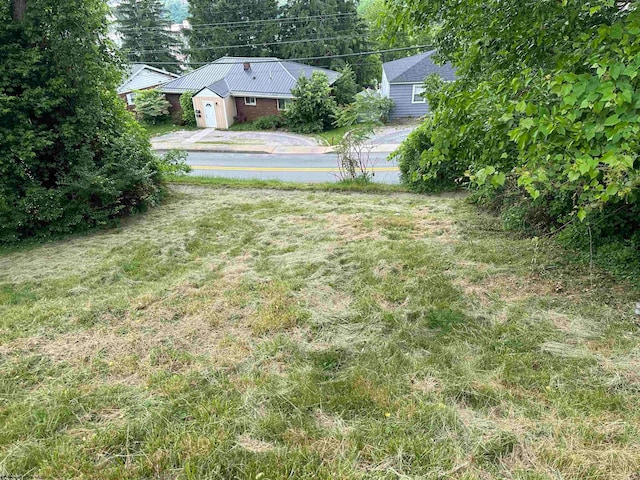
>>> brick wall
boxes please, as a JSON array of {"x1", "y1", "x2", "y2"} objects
[{"x1": 234, "y1": 97, "x2": 281, "y2": 122}]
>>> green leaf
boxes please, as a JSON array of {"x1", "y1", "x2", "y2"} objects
[
  {"x1": 604, "y1": 114, "x2": 620, "y2": 126},
  {"x1": 577, "y1": 209, "x2": 587, "y2": 222},
  {"x1": 520, "y1": 118, "x2": 535, "y2": 129}
]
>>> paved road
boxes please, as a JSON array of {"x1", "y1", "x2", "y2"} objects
[{"x1": 186, "y1": 152, "x2": 400, "y2": 184}]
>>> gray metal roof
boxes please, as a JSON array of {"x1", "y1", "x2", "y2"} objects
[
  {"x1": 382, "y1": 51, "x2": 456, "y2": 83},
  {"x1": 163, "y1": 56, "x2": 340, "y2": 97},
  {"x1": 118, "y1": 64, "x2": 178, "y2": 94}
]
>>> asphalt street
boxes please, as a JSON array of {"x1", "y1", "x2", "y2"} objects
[{"x1": 186, "y1": 152, "x2": 401, "y2": 184}]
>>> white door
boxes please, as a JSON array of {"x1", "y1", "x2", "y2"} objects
[{"x1": 204, "y1": 102, "x2": 217, "y2": 128}]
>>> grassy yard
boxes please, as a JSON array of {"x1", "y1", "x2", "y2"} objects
[
  {"x1": 1, "y1": 185, "x2": 639, "y2": 479},
  {"x1": 140, "y1": 121, "x2": 199, "y2": 138}
]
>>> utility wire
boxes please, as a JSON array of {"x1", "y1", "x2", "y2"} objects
[
  {"x1": 133, "y1": 45, "x2": 432, "y2": 66},
  {"x1": 133, "y1": 34, "x2": 362, "y2": 54},
  {"x1": 116, "y1": 12, "x2": 357, "y2": 32}
]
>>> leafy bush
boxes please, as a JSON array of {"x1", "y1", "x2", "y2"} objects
[
  {"x1": 253, "y1": 115, "x2": 286, "y2": 130},
  {"x1": 0, "y1": 0, "x2": 163, "y2": 243},
  {"x1": 156, "y1": 150, "x2": 191, "y2": 175},
  {"x1": 134, "y1": 89, "x2": 171, "y2": 124},
  {"x1": 391, "y1": 119, "x2": 464, "y2": 193},
  {"x1": 286, "y1": 71, "x2": 338, "y2": 133},
  {"x1": 386, "y1": 0, "x2": 640, "y2": 275},
  {"x1": 333, "y1": 64, "x2": 358, "y2": 105},
  {"x1": 337, "y1": 88, "x2": 394, "y2": 125},
  {"x1": 180, "y1": 91, "x2": 197, "y2": 126}
]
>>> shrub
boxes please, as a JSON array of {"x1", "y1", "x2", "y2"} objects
[
  {"x1": 335, "y1": 126, "x2": 375, "y2": 183},
  {"x1": 134, "y1": 89, "x2": 171, "y2": 124},
  {"x1": 0, "y1": 0, "x2": 163, "y2": 243},
  {"x1": 391, "y1": 119, "x2": 464, "y2": 193},
  {"x1": 156, "y1": 149, "x2": 191, "y2": 176},
  {"x1": 253, "y1": 115, "x2": 286, "y2": 130},
  {"x1": 180, "y1": 91, "x2": 197, "y2": 126},
  {"x1": 337, "y1": 88, "x2": 394, "y2": 125},
  {"x1": 286, "y1": 71, "x2": 338, "y2": 133},
  {"x1": 333, "y1": 64, "x2": 358, "y2": 105}
]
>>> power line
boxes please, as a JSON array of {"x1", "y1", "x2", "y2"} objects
[
  {"x1": 132, "y1": 34, "x2": 363, "y2": 54},
  {"x1": 116, "y1": 12, "x2": 358, "y2": 32},
  {"x1": 132, "y1": 45, "x2": 432, "y2": 66}
]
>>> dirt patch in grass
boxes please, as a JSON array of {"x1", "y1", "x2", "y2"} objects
[{"x1": 453, "y1": 272, "x2": 562, "y2": 304}]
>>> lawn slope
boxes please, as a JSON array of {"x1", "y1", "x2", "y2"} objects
[{"x1": 0, "y1": 185, "x2": 638, "y2": 479}]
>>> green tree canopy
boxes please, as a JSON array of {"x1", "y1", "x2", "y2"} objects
[
  {"x1": 0, "y1": 0, "x2": 162, "y2": 242},
  {"x1": 187, "y1": 0, "x2": 279, "y2": 63},
  {"x1": 116, "y1": 0, "x2": 180, "y2": 72},
  {"x1": 279, "y1": 0, "x2": 380, "y2": 85}
]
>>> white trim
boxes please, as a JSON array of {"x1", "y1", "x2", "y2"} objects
[
  {"x1": 411, "y1": 84, "x2": 426, "y2": 104},
  {"x1": 125, "y1": 92, "x2": 135, "y2": 106},
  {"x1": 244, "y1": 96, "x2": 257, "y2": 106}
]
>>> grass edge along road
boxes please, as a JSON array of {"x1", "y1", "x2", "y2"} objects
[{"x1": 0, "y1": 183, "x2": 638, "y2": 479}]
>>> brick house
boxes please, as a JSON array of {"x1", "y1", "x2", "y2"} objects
[
  {"x1": 159, "y1": 56, "x2": 340, "y2": 129},
  {"x1": 117, "y1": 64, "x2": 179, "y2": 111}
]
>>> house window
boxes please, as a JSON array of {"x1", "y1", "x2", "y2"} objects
[
  {"x1": 244, "y1": 97, "x2": 256, "y2": 106},
  {"x1": 411, "y1": 85, "x2": 426, "y2": 104},
  {"x1": 277, "y1": 99, "x2": 290, "y2": 111},
  {"x1": 126, "y1": 93, "x2": 136, "y2": 106}
]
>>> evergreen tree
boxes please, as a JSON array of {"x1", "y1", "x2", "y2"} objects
[
  {"x1": 187, "y1": 0, "x2": 279, "y2": 63},
  {"x1": 279, "y1": 0, "x2": 379, "y2": 85},
  {"x1": 0, "y1": 0, "x2": 162, "y2": 242},
  {"x1": 116, "y1": 0, "x2": 180, "y2": 72}
]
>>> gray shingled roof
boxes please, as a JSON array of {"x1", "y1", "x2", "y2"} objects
[
  {"x1": 161, "y1": 56, "x2": 340, "y2": 98},
  {"x1": 382, "y1": 51, "x2": 456, "y2": 83}
]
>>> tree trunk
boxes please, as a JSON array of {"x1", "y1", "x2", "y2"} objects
[{"x1": 12, "y1": 0, "x2": 27, "y2": 21}]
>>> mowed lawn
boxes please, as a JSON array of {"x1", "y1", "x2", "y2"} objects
[{"x1": 1, "y1": 185, "x2": 639, "y2": 479}]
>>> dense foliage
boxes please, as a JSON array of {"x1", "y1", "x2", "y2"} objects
[
  {"x1": 253, "y1": 114, "x2": 286, "y2": 130},
  {"x1": 179, "y1": 90, "x2": 197, "y2": 126},
  {"x1": 286, "y1": 72, "x2": 338, "y2": 133},
  {"x1": 333, "y1": 64, "x2": 358, "y2": 105},
  {"x1": 359, "y1": 0, "x2": 434, "y2": 62},
  {"x1": 134, "y1": 89, "x2": 172, "y2": 123},
  {"x1": 116, "y1": 0, "x2": 180, "y2": 72},
  {"x1": 337, "y1": 88, "x2": 394, "y2": 124},
  {"x1": 0, "y1": 0, "x2": 162, "y2": 243},
  {"x1": 187, "y1": 0, "x2": 279, "y2": 61},
  {"x1": 387, "y1": 0, "x2": 640, "y2": 272},
  {"x1": 279, "y1": 0, "x2": 380, "y2": 85}
]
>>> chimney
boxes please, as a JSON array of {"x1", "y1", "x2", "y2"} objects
[{"x1": 243, "y1": 62, "x2": 251, "y2": 71}]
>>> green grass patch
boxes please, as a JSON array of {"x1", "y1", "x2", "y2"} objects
[
  {"x1": 314, "y1": 125, "x2": 352, "y2": 146},
  {"x1": 139, "y1": 120, "x2": 198, "y2": 137},
  {"x1": 0, "y1": 185, "x2": 638, "y2": 479},
  {"x1": 166, "y1": 174, "x2": 409, "y2": 193}
]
